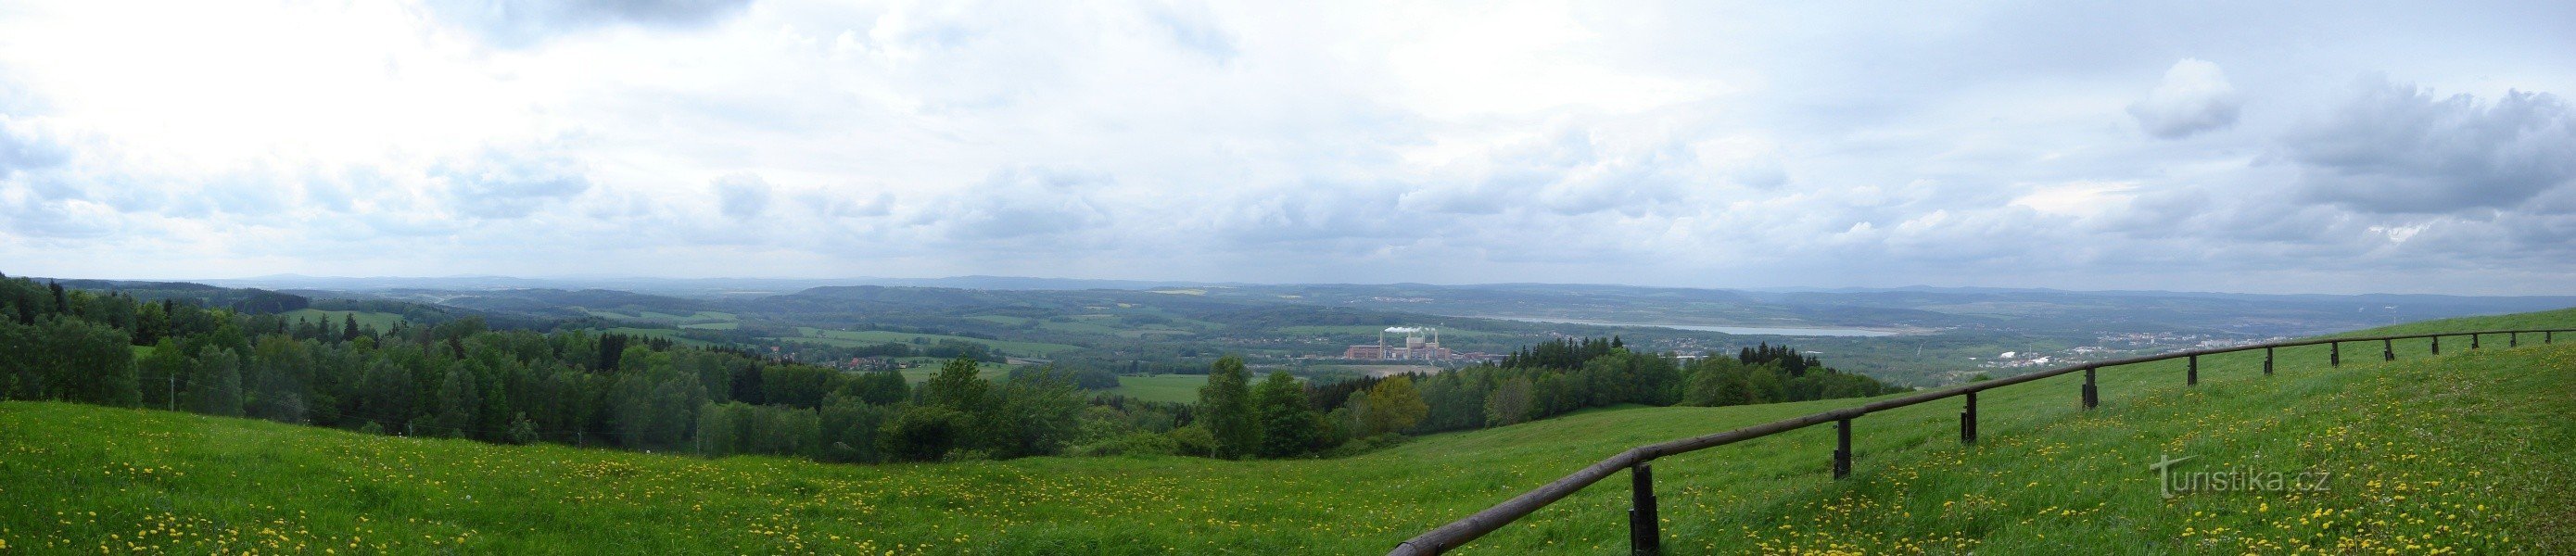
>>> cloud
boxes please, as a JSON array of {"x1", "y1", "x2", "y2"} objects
[
  {"x1": 422, "y1": 0, "x2": 754, "y2": 48},
  {"x1": 432, "y1": 146, "x2": 593, "y2": 219},
  {"x1": 2127, "y1": 58, "x2": 2242, "y2": 139},
  {"x1": 713, "y1": 172, "x2": 772, "y2": 221},
  {"x1": 1146, "y1": 3, "x2": 1237, "y2": 62},
  {"x1": 2283, "y1": 78, "x2": 2576, "y2": 214},
  {"x1": 915, "y1": 168, "x2": 1109, "y2": 243}
]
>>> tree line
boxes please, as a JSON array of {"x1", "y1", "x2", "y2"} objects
[{"x1": 0, "y1": 275, "x2": 1137, "y2": 464}]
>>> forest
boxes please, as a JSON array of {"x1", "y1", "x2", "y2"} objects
[{"x1": 0, "y1": 274, "x2": 1905, "y2": 466}]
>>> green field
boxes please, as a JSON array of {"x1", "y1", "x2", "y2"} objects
[
  {"x1": 580, "y1": 310, "x2": 736, "y2": 324},
  {"x1": 5, "y1": 310, "x2": 2570, "y2": 553},
  {"x1": 784, "y1": 327, "x2": 1084, "y2": 357},
  {"x1": 1102, "y1": 373, "x2": 1208, "y2": 404},
  {"x1": 278, "y1": 309, "x2": 407, "y2": 331}
]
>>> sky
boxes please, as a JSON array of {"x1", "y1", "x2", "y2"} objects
[{"x1": 1, "y1": 1, "x2": 2572, "y2": 295}]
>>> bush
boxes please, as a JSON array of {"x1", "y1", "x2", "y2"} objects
[
  {"x1": 1166, "y1": 423, "x2": 1216, "y2": 457},
  {"x1": 1070, "y1": 431, "x2": 1179, "y2": 457},
  {"x1": 878, "y1": 405, "x2": 969, "y2": 461}
]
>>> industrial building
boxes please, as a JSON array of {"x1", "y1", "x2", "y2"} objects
[{"x1": 1343, "y1": 326, "x2": 1455, "y2": 360}]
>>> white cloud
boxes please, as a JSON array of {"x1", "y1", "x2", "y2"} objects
[
  {"x1": 0, "y1": 0, "x2": 2570, "y2": 294},
  {"x1": 2127, "y1": 58, "x2": 2242, "y2": 139}
]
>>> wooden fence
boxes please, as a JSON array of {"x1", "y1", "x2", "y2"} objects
[{"x1": 1389, "y1": 328, "x2": 2574, "y2": 555}]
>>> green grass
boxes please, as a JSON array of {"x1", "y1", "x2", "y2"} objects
[
  {"x1": 1102, "y1": 374, "x2": 1208, "y2": 404},
  {"x1": 278, "y1": 309, "x2": 406, "y2": 331},
  {"x1": 783, "y1": 328, "x2": 1083, "y2": 357},
  {"x1": 5, "y1": 310, "x2": 2570, "y2": 553}
]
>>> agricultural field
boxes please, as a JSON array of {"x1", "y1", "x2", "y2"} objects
[
  {"x1": 783, "y1": 327, "x2": 1084, "y2": 357},
  {"x1": 579, "y1": 309, "x2": 736, "y2": 323},
  {"x1": 277, "y1": 309, "x2": 408, "y2": 331},
  {"x1": 4, "y1": 310, "x2": 2570, "y2": 553}
]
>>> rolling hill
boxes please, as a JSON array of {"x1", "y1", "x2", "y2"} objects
[{"x1": 3, "y1": 310, "x2": 2570, "y2": 553}]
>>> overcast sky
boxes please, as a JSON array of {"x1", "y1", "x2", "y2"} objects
[{"x1": 3, "y1": 1, "x2": 2572, "y2": 294}]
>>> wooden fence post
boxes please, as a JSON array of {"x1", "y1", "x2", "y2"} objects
[
  {"x1": 1833, "y1": 419, "x2": 1853, "y2": 479},
  {"x1": 2472, "y1": 334, "x2": 2481, "y2": 349},
  {"x1": 2510, "y1": 333, "x2": 2518, "y2": 348},
  {"x1": 2432, "y1": 335, "x2": 2441, "y2": 355},
  {"x1": 2330, "y1": 342, "x2": 2341, "y2": 367},
  {"x1": 2187, "y1": 355, "x2": 2198, "y2": 385},
  {"x1": 2382, "y1": 339, "x2": 2394, "y2": 361},
  {"x1": 2263, "y1": 347, "x2": 2274, "y2": 375},
  {"x1": 1630, "y1": 461, "x2": 1658, "y2": 556},
  {"x1": 1960, "y1": 391, "x2": 1977, "y2": 445},
  {"x1": 2083, "y1": 367, "x2": 2099, "y2": 409}
]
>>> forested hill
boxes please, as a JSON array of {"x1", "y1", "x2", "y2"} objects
[{"x1": 0, "y1": 274, "x2": 1908, "y2": 475}]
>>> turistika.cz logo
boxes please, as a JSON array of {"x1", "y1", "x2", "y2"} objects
[{"x1": 2150, "y1": 454, "x2": 2331, "y2": 499}]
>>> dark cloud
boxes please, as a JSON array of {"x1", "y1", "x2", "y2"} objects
[
  {"x1": 2284, "y1": 78, "x2": 2576, "y2": 214},
  {"x1": 433, "y1": 147, "x2": 592, "y2": 219},
  {"x1": 712, "y1": 172, "x2": 772, "y2": 221},
  {"x1": 423, "y1": 0, "x2": 754, "y2": 48},
  {"x1": 2126, "y1": 59, "x2": 2241, "y2": 139}
]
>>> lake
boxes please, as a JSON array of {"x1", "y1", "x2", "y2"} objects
[{"x1": 1490, "y1": 316, "x2": 1902, "y2": 337}]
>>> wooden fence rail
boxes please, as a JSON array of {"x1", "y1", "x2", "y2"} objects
[{"x1": 1389, "y1": 327, "x2": 2576, "y2": 555}]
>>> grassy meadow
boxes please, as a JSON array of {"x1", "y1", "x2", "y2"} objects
[{"x1": 3, "y1": 310, "x2": 2571, "y2": 553}]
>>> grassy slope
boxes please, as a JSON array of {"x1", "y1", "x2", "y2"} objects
[{"x1": 2, "y1": 310, "x2": 2570, "y2": 554}]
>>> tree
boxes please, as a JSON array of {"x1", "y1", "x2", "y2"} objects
[
  {"x1": 984, "y1": 368, "x2": 1085, "y2": 459},
  {"x1": 843, "y1": 369, "x2": 908, "y2": 406},
  {"x1": 1359, "y1": 375, "x2": 1428, "y2": 436},
  {"x1": 1483, "y1": 376, "x2": 1534, "y2": 426},
  {"x1": 435, "y1": 368, "x2": 481, "y2": 438},
  {"x1": 192, "y1": 348, "x2": 244, "y2": 417},
  {"x1": 342, "y1": 314, "x2": 362, "y2": 342},
  {"x1": 1195, "y1": 355, "x2": 1255, "y2": 459},
  {"x1": 1252, "y1": 371, "x2": 1318, "y2": 458},
  {"x1": 918, "y1": 356, "x2": 989, "y2": 411}
]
